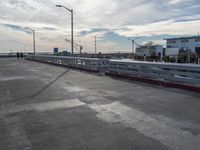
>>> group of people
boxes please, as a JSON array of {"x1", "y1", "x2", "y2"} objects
[{"x1": 16, "y1": 52, "x2": 24, "y2": 59}]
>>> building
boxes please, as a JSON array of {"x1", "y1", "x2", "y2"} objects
[
  {"x1": 135, "y1": 45, "x2": 163, "y2": 57},
  {"x1": 53, "y1": 48, "x2": 59, "y2": 55},
  {"x1": 165, "y1": 36, "x2": 200, "y2": 56}
]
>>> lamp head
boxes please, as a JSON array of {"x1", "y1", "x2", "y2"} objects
[{"x1": 55, "y1": 5, "x2": 62, "y2": 7}]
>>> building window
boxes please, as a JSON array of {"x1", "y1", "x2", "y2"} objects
[
  {"x1": 181, "y1": 39, "x2": 189, "y2": 43},
  {"x1": 167, "y1": 40, "x2": 176, "y2": 44},
  {"x1": 195, "y1": 38, "x2": 200, "y2": 42}
]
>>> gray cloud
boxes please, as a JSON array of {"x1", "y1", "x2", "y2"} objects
[
  {"x1": 1, "y1": 23, "x2": 31, "y2": 34},
  {"x1": 0, "y1": 0, "x2": 200, "y2": 52},
  {"x1": 42, "y1": 27, "x2": 57, "y2": 31}
]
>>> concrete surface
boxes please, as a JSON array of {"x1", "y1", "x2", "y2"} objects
[{"x1": 0, "y1": 58, "x2": 200, "y2": 150}]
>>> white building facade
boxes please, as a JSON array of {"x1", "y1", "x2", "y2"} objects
[{"x1": 166, "y1": 36, "x2": 200, "y2": 56}]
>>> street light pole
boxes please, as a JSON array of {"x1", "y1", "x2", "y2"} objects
[
  {"x1": 56, "y1": 5, "x2": 74, "y2": 55},
  {"x1": 95, "y1": 36, "x2": 97, "y2": 54},
  {"x1": 71, "y1": 9, "x2": 74, "y2": 55},
  {"x1": 25, "y1": 27, "x2": 35, "y2": 54},
  {"x1": 33, "y1": 30, "x2": 35, "y2": 54},
  {"x1": 65, "y1": 38, "x2": 83, "y2": 54}
]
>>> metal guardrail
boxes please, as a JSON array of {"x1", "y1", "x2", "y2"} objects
[
  {"x1": 108, "y1": 59, "x2": 200, "y2": 86},
  {"x1": 0, "y1": 53, "x2": 17, "y2": 58},
  {"x1": 26, "y1": 55, "x2": 200, "y2": 92},
  {"x1": 26, "y1": 55, "x2": 109, "y2": 72}
]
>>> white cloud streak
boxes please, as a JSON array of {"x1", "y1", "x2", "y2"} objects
[
  {"x1": 114, "y1": 18, "x2": 200, "y2": 37},
  {"x1": 0, "y1": 0, "x2": 199, "y2": 53}
]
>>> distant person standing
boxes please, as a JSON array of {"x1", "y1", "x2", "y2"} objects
[
  {"x1": 17, "y1": 52, "x2": 20, "y2": 59},
  {"x1": 20, "y1": 52, "x2": 23, "y2": 59}
]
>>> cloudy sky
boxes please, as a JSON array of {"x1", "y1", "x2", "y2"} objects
[{"x1": 0, "y1": 0, "x2": 200, "y2": 53}]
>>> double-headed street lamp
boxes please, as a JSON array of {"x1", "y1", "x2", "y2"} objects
[
  {"x1": 25, "y1": 27, "x2": 36, "y2": 54},
  {"x1": 56, "y1": 5, "x2": 74, "y2": 55}
]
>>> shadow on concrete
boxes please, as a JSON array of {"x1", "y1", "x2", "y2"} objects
[{"x1": 13, "y1": 69, "x2": 71, "y2": 102}]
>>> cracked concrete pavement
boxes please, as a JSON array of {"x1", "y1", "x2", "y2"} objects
[{"x1": 0, "y1": 58, "x2": 200, "y2": 150}]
